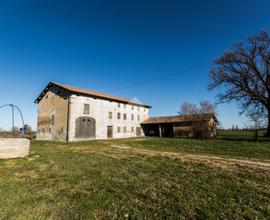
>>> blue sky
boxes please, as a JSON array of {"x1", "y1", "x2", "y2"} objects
[{"x1": 0, "y1": 0, "x2": 270, "y2": 130}]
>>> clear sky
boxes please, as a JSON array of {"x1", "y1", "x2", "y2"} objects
[{"x1": 0, "y1": 0, "x2": 270, "y2": 130}]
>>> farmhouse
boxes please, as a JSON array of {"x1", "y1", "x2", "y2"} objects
[
  {"x1": 35, "y1": 82, "x2": 151, "y2": 142},
  {"x1": 141, "y1": 113, "x2": 218, "y2": 139}
]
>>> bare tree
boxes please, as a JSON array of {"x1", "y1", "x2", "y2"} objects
[
  {"x1": 209, "y1": 31, "x2": 270, "y2": 136},
  {"x1": 199, "y1": 100, "x2": 217, "y2": 114},
  {"x1": 178, "y1": 102, "x2": 199, "y2": 115},
  {"x1": 247, "y1": 110, "x2": 266, "y2": 142},
  {"x1": 179, "y1": 100, "x2": 216, "y2": 115}
]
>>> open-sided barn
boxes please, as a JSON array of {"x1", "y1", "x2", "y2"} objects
[{"x1": 141, "y1": 113, "x2": 218, "y2": 139}]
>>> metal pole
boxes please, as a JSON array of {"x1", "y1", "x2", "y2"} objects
[
  {"x1": 0, "y1": 104, "x2": 25, "y2": 134},
  {"x1": 11, "y1": 104, "x2": 14, "y2": 136}
]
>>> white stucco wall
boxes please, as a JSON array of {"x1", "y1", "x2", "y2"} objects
[{"x1": 68, "y1": 95, "x2": 149, "y2": 141}]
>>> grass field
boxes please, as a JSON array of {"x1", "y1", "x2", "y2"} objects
[{"x1": 0, "y1": 133, "x2": 270, "y2": 219}]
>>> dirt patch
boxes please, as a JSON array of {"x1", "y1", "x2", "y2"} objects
[
  {"x1": 109, "y1": 144, "x2": 270, "y2": 170},
  {"x1": 110, "y1": 144, "x2": 131, "y2": 150}
]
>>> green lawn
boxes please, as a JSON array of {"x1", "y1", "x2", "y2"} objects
[
  {"x1": 218, "y1": 129, "x2": 269, "y2": 141},
  {"x1": 0, "y1": 137, "x2": 269, "y2": 219},
  {"x1": 115, "y1": 137, "x2": 270, "y2": 160}
]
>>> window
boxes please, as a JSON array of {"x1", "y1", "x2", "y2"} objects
[
  {"x1": 117, "y1": 112, "x2": 121, "y2": 119},
  {"x1": 118, "y1": 103, "x2": 121, "y2": 108},
  {"x1": 84, "y1": 104, "x2": 90, "y2": 115},
  {"x1": 131, "y1": 105, "x2": 134, "y2": 110},
  {"x1": 42, "y1": 128, "x2": 45, "y2": 133},
  {"x1": 144, "y1": 108, "x2": 146, "y2": 112},
  {"x1": 48, "y1": 128, "x2": 51, "y2": 133},
  {"x1": 60, "y1": 127, "x2": 64, "y2": 133},
  {"x1": 124, "y1": 104, "x2": 126, "y2": 108},
  {"x1": 123, "y1": 127, "x2": 126, "y2": 132},
  {"x1": 131, "y1": 127, "x2": 134, "y2": 132},
  {"x1": 131, "y1": 114, "x2": 134, "y2": 120},
  {"x1": 38, "y1": 129, "x2": 40, "y2": 133},
  {"x1": 51, "y1": 114, "x2": 55, "y2": 125},
  {"x1": 137, "y1": 115, "x2": 140, "y2": 121},
  {"x1": 123, "y1": 113, "x2": 127, "y2": 120},
  {"x1": 117, "y1": 127, "x2": 121, "y2": 133},
  {"x1": 45, "y1": 95, "x2": 48, "y2": 99},
  {"x1": 109, "y1": 112, "x2": 112, "y2": 119},
  {"x1": 137, "y1": 106, "x2": 140, "y2": 111}
]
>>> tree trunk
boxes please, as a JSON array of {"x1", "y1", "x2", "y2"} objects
[{"x1": 267, "y1": 112, "x2": 270, "y2": 137}]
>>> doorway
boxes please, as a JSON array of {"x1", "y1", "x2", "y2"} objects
[
  {"x1": 107, "y1": 126, "x2": 113, "y2": 138},
  {"x1": 136, "y1": 127, "x2": 142, "y2": 137},
  {"x1": 75, "y1": 117, "x2": 96, "y2": 138}
]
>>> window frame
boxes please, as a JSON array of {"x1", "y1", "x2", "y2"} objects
[
  {"x1": 83, "y1": 103, "x2": 90, "y2": 115},
  {"x1": 51, "y1": 114, "x2": 55, "y2": 125},
  {"x1": 108, "y1": 111, "x2": 113, "y2": 119}
]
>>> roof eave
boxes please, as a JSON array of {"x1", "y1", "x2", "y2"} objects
[{"x1": 34, "y1": 82, "x2": 152, "y2": 108}]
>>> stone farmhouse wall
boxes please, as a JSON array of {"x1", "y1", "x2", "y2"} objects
[
  {"x1": 68, "y1": 94, "x2": 149, "y2": 141},
  {"x1": 36, "y1": 90, "x2": 69, "y2": 142},
  {"x1": 36, "y1": 87, "x2": 150, "y2": 142}
]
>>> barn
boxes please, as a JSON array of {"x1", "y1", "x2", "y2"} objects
[
  {"x1": 35, "y1": 82, "x2": 151, "y2": 142},
  {"x1": 141, "y1": 113, "x2": 218, "y2": 139}
]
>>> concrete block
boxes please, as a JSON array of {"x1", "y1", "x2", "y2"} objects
[{"x1": 0, "y1": 138, "x2": 30, "y2": 158}]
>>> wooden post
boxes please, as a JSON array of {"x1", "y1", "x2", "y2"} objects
[{"x1": 159, "y1": 124, "x2": 162, "y2": 137}]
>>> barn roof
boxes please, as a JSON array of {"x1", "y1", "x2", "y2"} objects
[
  {"x1": 34, "y1": 82, "x2": 151, "y2": 108},
  {"x1": 142, "y1": 113, "x2": 217, "y2": 124}
]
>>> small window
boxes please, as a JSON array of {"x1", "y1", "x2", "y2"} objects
[
  {"x1": 117, "y1": 127, "x2": 121, "y2": 133},
  {"x1": 38, "y1": 129, "x2": 40, "y2": 133},
  {"x1": 84, "y1": 104, "x2": 90, "y2": 115},
  {"x1": 137, "y1": 106, "x2": 140, "y2": 111},
  {"x1": 117, "y1": 112, "x2": 121, "y2": 119},
  {"x1": 131, "y1": 105, "x2": 134, "y2": 110},
  {"x1": 51, "y1": 115, "x2": 55, "y2": 125},
  {"x1": 131, "y1": 127, "x2": 134, "y2": 132},
  {"x1": 124, "y1": 104, "x2": 126, "y2": 108},
  {"x1": 48, "y1": 128, "x2": 51, "y2": 133},
  {"x1": 131, "y1": 114, "x2": 134, "y2": 120},
  {"x1": 60, "y1": 127, "x2": 64, "y2": 133},
  {"x1": 137, "y1": 115, "x2": 140, "y2": 121},
  {"x1": 118, "y1": 103, "x2": 121, "y2": 108},
  {"x1": 109, "y1": 112, "x2": 112, "y2": 119},
  {"x1": 123, "y1": 127, "x2": 126, "y2": 132},
  {"x1": 45, "y1": 95, "x2": 48, "y2": 99},
  {"x1": 123, "y1": 113, "x2": 127, "y2": 120},
  {"x1": 42, "y1": 128, "x2": 45, "y2": 133},
  {"x1": 144, "y1": 108, "x2": 146, "y2": 112}
]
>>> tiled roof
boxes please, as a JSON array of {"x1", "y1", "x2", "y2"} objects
[
  {"x1": 35, "y1": 82, "x2": 151, "y2": 107},
  {"x1": 142, "y1": 113, "x2": 217, "y2": 124}
]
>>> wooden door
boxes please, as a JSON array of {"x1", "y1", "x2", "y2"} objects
[
  {"x1": 136, "y1": 127, "x2": 141, "y2": 137},
  {"x1": 107, "y1": 126, "x2": 113, "y2": 138},
  {"x1": 75, "y1": 117, "x2": 96, "y2": 138}
]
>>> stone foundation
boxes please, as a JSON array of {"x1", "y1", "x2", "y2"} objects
[{"x1": 0, "y1": 138, "x2": 30, "y2": 158}]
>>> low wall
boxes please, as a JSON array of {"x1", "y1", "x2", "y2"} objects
[{"x1": 0, "y1": 138, "x2": 30, "y2": 158}]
